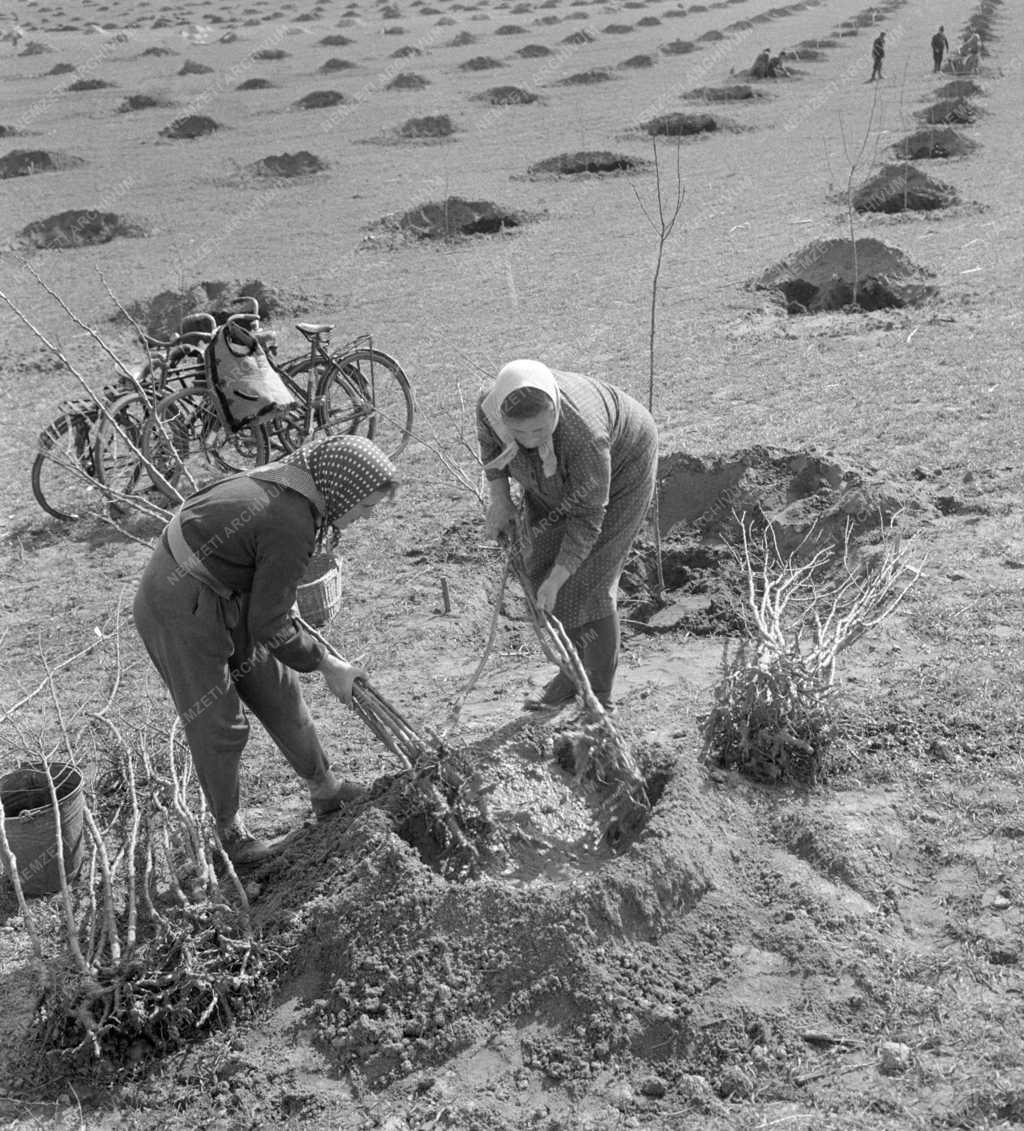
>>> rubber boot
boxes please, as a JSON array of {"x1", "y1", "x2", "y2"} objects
[
  {"x1": 307, "y1": 767, "x2": 367, "y2": 817},
  {"x1": 576, "y1": 613, "x2": 620, "y2": 708}
]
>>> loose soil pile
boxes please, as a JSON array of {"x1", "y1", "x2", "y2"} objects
[
  {"x1": 753, "y1": 238, "x2": 937, "y2": 313},
  {"x1": 47, "y1": 62, "x2": 76, "y2": 74},
  {"x1": 683, "y1": 84, "x2": 759, "y2": 101},
  {"x1": 661, "y1": 38, "x2": 697, "y2": 54},
  {"x1": 320, "y1": 57, "x2": 356, "y2": 72},
  {"x1": 556, "y1": 68, "x2": 614, "y2": 85},
  {"x1": 619, "y1": 53, "x2": 655, "y2": 68},
  {"x1": 917, "y1": 98, "x2": 978, "y2": 125},
  {"x1": 0, "y1": 149, "x2": 84, "y2": 178},
  {"x1": 386, "y1": 72, "x2": 429, "y2": 90},
  {"x1": 471, "y1": 86, "x2": 539, "y2": 106},
  {"x1": 936, "y1": 78, "x2": 985, "y2": 99},
  {"x1": 68, "y1": 78, "x2": 116, "y2": 90},
  {"x1": 893, "y1": 126, "x2": 977, "y2": 159},
  {"x1": 644, "y1": 112, "x2": 720, "y2": 137},
  {"x1": 248, "y1": 151, "x2": 328, "y2": 178},
  {"x1": 319, "y1": 34, "x2": 353, "y2": 46},
  {"x1": 397, "y1": 114, "x2": 456, "y2": 139},
  {"x1": 16, "y1": 210, "x2": 148, "y2": 250},
  {"x1": 160, "y1": 115, "x2": 222, "y2": 140},
  {"x1": 123, "y1": 279, "x2": 300, "y2": 338},
  {"x1": 853, "y1": 163, "x2": 959, "y2": 213},
  {"x1": 386, "y1": 197, "x2": 526, "y2": 240},
  {"x1": 528, "y1": 150, "x2": 644, "y2": 176},
  {"x1": 238, "y1": 78, "x2": 275, "y2": 91},
  {"x1": 459, "y1": 55, "x2": 503, "y2": 70},
  {"x1": 118, "y1": 93, "x2": 173, "y2": 112},
  {"x1": 178, "y1": 59, "x2": 214, "y2": 75},
  {"x1": 296, "y1": 89, "x2": 346, "y2": 109},
  {"x1": 517, "y1": 43, "x2": 552, "y2": 57}
]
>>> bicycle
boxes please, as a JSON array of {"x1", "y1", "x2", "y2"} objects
[
  {"x1": 141, "y1": 313, "x2": 415, "y2": 502},
  {"x1": 30, "y1": 315, "x2": 214, "y2": 521}
]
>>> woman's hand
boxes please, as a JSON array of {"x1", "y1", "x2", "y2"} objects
[
  {"x1": 319, "y1": 653, "x2": 367, "y2": 706},
  {"x1": 536, "y1": 564, "x2": 571, "y2": 613},
  {"x1": 485, "y1": 497, "x2": 517, "y2": 540}
]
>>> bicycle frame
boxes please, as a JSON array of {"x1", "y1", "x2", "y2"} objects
[{"x1": 274, "y1": 330, "x2": 378, "y2": 438}]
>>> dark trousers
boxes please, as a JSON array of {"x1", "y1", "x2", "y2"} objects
[
  {"x1": 933, "y1": 49, "x2": 944, "y2": 72},
  {"x1": 134, "y1": 540, "x2": 328, "y2": 825},
  {"x1": 870, "y1": 57, "x2": 883, "y2": 80}
]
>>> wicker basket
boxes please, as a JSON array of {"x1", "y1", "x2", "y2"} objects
[{"x1": 296, "y1": 552, "x2": 343, "y2": 627}]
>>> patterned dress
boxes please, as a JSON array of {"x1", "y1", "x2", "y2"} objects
[{"x1": 478, "y1": 369, "x2": 658, "y2": 628}]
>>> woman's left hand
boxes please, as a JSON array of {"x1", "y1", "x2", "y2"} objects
[{"x1": 536, "y1": 564, "x2": 571, "y2": 613}]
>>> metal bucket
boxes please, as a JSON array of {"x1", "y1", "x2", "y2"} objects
[{"x1": 0, "y1": 763, "x2": 85, "y2": 897}]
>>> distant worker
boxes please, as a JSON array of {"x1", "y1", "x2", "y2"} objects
[
  {"x1": 869, "y1": 30, "x2": 885, "y2": 81},
  {"x1": 931, "y1": 25, "x2": 949, "y2": 72},
  {"x1": 961, "y1": 30, "x2": 982, "y2": 73},
  {"x1": 751, "y1": 47, "x2": 772, "y2": 79}
]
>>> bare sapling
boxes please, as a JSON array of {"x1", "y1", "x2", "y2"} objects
[
  {"x1": 631, "y1": 136, "x2": 685, "y2": 604},
  {"x1": 838, "y1": 79, "x2": 883, "y2": 307},
  {"x1": 702, "y1": 515, "x2": 921, "y2": 782}
]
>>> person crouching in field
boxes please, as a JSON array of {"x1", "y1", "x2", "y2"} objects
[
  {"x1": 134, "y1": 435, "x2": 398, "y2": 865},
  {"x1": 478, "y1": 360, "x2": 658, "y2": 711}
]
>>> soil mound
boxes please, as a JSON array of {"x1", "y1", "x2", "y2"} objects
[
  {"x1": 160, "y1": 114, "x2": 222, "y2": 139},
  {"x1": 683, "y1": 84, "x2": 758, "y2": 101},
  {"x1": 528, "y1": 150, "x2": 643, "y2": 176},
  {"x1": 237, "y1": 77, "x2": 274, "y2": 90},
  {"x1": 936, "y1": 79, "x2": 984, "y2": 99},
  {"x1": 495, "y1": 23, "x2": 527, "y2": 34},
  {"x1": 661, "y1": 38, "x2": 697, "y2": 54},
  {"x1": 892, "y1": 127, "x2": 976, "y2": 160},
  {"x1": 118, "y1": 93, "x2": 173, "y2": 111},
  {"x1": 18, "y1": 41, "x2": 52, "y2": 55},
  {"x1": 561, "y1": 28, "x2": 596, "y2": 44},
  {"x1": 604, "y1": 23, "x2": 634, "y2": 33},
  {"x1": 386, "y1": 71, "x2": 429, "y2": 90},
  {"x1": 249, "y1": 151, "x2": 327, "y2": 177},
  {"x1": 638, "y1": 15, "x2": 661, "y2": 25},
  {"x1": 644, "y1": 112, "x2": 720, "y2": 137},
  {"x1": 47, "y1": 62, "x2": 76, "y2": 75},
  {"x1": 753, "y1": 238, "x2": 937, "y2": 313},
  {"x1": 319, "y1": 34, "x2": 353, "y2": 46},
  {"x1": 853, "y1": 164, "x2": 958, "y2": 213},
  {"x1": 557, "y1": 68, "x2": 614, "y2": 85},
  {"x1": 517, "y1": 43, "x2": 553, "y2": 57},
  {"x1": 0, "y1": 149, "x2": 84, "y2": 178},
  {"x1": 391, "y1": 45, "x2": 422, "y2": 58},
  {"x1": 0, "y1": 125, "x2": 27, "y2": 137},
  {"x1": 472, "y1": 85, "x2": 539, "y2": 106},
  {"x1": 16, "y1": 209, "x2": 148, "y2": 250},
  {"x1": 459, "y1": 55, "x2": 504, "y2": 70},
  {"x1": 619, "y1": 53, "x2": 655, "y2": 68},
  {"x1": 296, "y1": 89, "x2": 346, "y2": 109},
  {"x1": 320, "y1": 57, "x2": 356, "y2": 71},
  {"x1": 397, "y1": 114, "x2": 455, "y2": 138},
  {"x1": 448, "y1": 30, "x2": 475, "y2": 46},
  {"x1": 68, "y1": 77, "x2": 115, "y2": 90},
  {"x1": 253, "y1": 48, "x2": 288, "y2": 60},
  {"x1": 141, "y1": 45, "x2": 175, "y2": 56},
  {"x1": 387, "y1": 197, "x2": 525, "y2": 240},
  {"x1": 178, "y1": 58, "x2": 214, "y2": 75},
  {"x1": 124, "y1": 280, "x2": 300, "y2": 338},
  {"x1": 917, "y1": 98, "x2": 978, "y2": 125}
]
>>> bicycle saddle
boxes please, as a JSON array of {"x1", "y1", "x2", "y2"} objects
[{"x1": 295, "y1": 322, "x2": 334, "y2": 338}]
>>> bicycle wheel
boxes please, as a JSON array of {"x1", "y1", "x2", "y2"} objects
[
  {"x1": 141, "y1": 385, "x2": 270, "y2": 502},
  {"x1": 324, "y1": 348, "x2": 415, "y2": 460},
  {"x1": 31, "y1": 410, "x2": 101, "y2": 521},
  {"x1": 92, "y1": 390, "x2": 153, "y2": 508}
]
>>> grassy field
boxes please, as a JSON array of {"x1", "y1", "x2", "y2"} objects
[{"x1": 1, "y1": 0, "x2": 1023, "y2": 1124}]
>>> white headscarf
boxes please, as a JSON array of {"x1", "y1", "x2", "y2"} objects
[{"x1": 480, "y1": 359, "x2": 561, "y2": 478}]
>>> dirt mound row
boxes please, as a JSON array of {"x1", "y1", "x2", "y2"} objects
[
  {"x1": 0, "y1": 149, "x2": 84, "y2": 178},
  {"x1": 853, "y1": 163, "x2": 959, "y2": 213},
  {"x1": 893, "y1": 127, "x2": 977, "y2": 160},
  {"x1": 528, "y1": 150, "x2": 645, "y2": 176},
  {"x1": 754, "y1": 237, "x2": 937, "y2": 313},
  {"x1": 16, "y1": 209, "x2": 148, "y2": 250}
]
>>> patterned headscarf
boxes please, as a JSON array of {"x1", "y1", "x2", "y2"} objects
[
  {"x1": 282, "y1": 435, "x2": 396, "y2": 527},
  {"x1": 480, "y1": 359, "x2": 562, "y2": 479}
]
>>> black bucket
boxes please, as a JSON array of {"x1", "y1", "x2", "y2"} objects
[{"x1": 0, "y1": 763, "x2": 85, "y2": 897}]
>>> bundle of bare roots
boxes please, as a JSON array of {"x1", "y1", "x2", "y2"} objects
[
  {"x1": 506, "y1": 530, "x2": 650, "y2": 847},
  {"x1": 702, "y1": 517, "x2": 921, "y2": 783},
  {"x1": 3, "y1": 722, "x2": 280, "y2": 1075}
]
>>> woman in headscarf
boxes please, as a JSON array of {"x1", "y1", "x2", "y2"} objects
[
  {"x1": 133, "y1": 434, "x2": 398, "y2": 864},
  {"x1": 478, "y1": 360, "x2": 658, "y2": 710}
]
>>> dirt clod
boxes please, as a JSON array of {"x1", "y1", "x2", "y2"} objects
[
  {"x1": 753, "y1": 237, "x2": 937, "y2": 313},
  {"x1": 893, "y1": 127, "x2": 977, "y2": 159},
  {"x1": 0, "y1": 149, "x2": 84, "y2": 178},
  {"x1": 16, "y1": 210, "x2": 148, "y2": 250},
  {"x1": 528, "y1": 150, "x2": 643, "y2": 176},
  {"x1": 853, "y1": 163, "x2": 959, "y2": 212},
  {"x1": 160, "y1": 114, "x2": 221, "y2": 139},
  {"x1": 248, "y1": 151, "x2": 327, "y2": 177}
]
